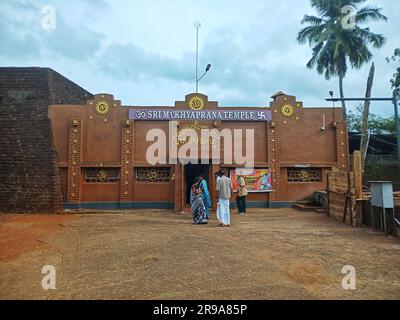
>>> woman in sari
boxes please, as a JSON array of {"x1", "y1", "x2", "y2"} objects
[
  {"x1": 198, "y1": 174, "x2": 211, "y2": 220},
  {"x1": 190, "y1": 178, "x2": 208, "y2": 225}
]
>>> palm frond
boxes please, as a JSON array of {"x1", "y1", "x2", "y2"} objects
[
  {"x1": 301, "y1": 15, "x2": 325, "y2": 26},
  {"x1": 356, "y1": 27, "x2": 386, "y2": 48},
  {"x1": 356, "y1": 6, "x2": 388, "y2": 24},
  {"x1": 297, "y1": 24, "x2": 326, "y2": 45},
  {"x1": 306, "y1": 42, "x2": 324, "y2": 69}
]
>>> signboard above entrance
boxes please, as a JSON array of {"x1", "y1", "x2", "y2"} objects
[{"x1": 129, "y1": 109, "x2": 272, "y2": 122}]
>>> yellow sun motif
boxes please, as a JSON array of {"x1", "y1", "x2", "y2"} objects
[
  {"x1": 281, "y1": 104, "x2": 295, "y2": 118},
  {"x1": 188, "y1": 96, "x2": 205, "y2": 110},
  {"x1": 95, "y1": 100, "x2": 110, "y2": 115}
]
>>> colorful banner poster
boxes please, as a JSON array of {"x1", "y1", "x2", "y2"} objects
[{"x1": 230, "y1": 169, "x2": 273, "y2": 193}]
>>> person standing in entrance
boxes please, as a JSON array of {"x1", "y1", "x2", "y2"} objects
[
  {"x1": 236, "y1": 175, "x2": 248, "y2": 214},
  {"x1": 190, "y1": 178, "x2": 207, "y2": 225},
  {"x1": 216, "y1": 170, "x2": 233, "y2": 227},
  {"x1": 198, "y1": 174, "x2": 211, "y2": 220}
]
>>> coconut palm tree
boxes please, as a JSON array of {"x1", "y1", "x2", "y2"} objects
[{"x1": 297, "y1": 0, "x2": 387, "y2": 119}]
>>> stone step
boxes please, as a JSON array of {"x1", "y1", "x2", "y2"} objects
[{"x1": 293, "y1": 203, "x2": 324, "y2": 212}]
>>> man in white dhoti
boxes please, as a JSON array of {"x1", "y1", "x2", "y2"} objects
[
  {"x1": 216, "y1": 170, "x2": 233, "y2": 227},
  {"x1": 214, "y1": 171, "x2": 222, "y2": 222}
]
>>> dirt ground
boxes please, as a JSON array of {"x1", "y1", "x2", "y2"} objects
[{"x1": 0, "y1": 208, "x2": 399, "y2": 300}]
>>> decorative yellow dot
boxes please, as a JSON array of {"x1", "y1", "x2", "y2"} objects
[
  {"x1": 104, "y1": 118, "x2": 108, "y2": 123},
  {"x1": 74, "y1": 140, "x2": 77, "y2": 144},
  {"x1": 342, "y1": 154, "x2": 345, "y2": 157},
  {"x1": 125, "y1": 171, "x2": 129, "y2": 174},
  {"x1": 341, "y1": 142, "x2": 345, "y2": 146},
  {"x1": 126, "y1": 151, "x2": 130, "y2": 154},
  {"x1": 126, "y1": 140, "x2": 130, "y2": 143},
  {"x1": 72, "y1": 193, "x2": 75, "y2": 197},
  {"x1": 73, "y1": 150, "x2": 77, "y2": 154},
  {"x1": 72, "y1": 173, "x2": 76, "y2": 176},
  {"x1": 73, "y1": 161, "x2": 76, "y2": 165},
  {"x1": 295, "y1": 117, "x2": 299, "y2": 121},
  {"x1": 126, "y1": 160, "x2": 129, "y2": 164},
  {"x1": 114, "y1": 104, "x2": 117, "y2": 107},
  {"x1": 271, "y1": 122, "x2": 275, "y2": 126},
  {"x1": 283, "y1": 120, "x2": 287, "y2": 124},
  {"x1": 74, "y1": 129, "x2": 77, "y2": 133},
  {"x1": 272, "y1": 139, "x2": 275, "y2": 142},
  {"x1": 341, "y1": 131, "x2": 344, "y2": 134},
  {"x1": 273, "y1": 159, "x2": 276, "y2": 162},
  {"x1": 89, "y1": 116, "x2": 93, "y2": 120},
  {"x1": 72, "y1": 184, "x2": 76, "y2": 187},
  {"x1": 100, "y1": 163, "x2": 103, "y2": 167},
  {"x1": 297, "y1": 103, "x2": 301, "y2": 107},
  {"x1": 126, "y1": 130, "x2": 130, "y2": 134},
  {"x1": 101, "y1": 95, "x2": 105, "y2": 98},
  {"x1": 125, "y1": 181, "x2": 129, "y2": 185},
  {"x1": 284, "y1": 97, "x2": 287, "y2": 101},
  {"x1": 273, "y1": 149, "x2": 276, "y2": 152},
  {"x1": 89, "y1": 102, "x2": 93, "y2": 106},
  {"x1": 272, "y1": 130, "x2": 275, "y2": 133},
  {"x1": 274, "y1": 110, "x2": 278, "y2": 113},
  {"x1": 124, "y1": 191, "x2": 128, "y2": 195}
]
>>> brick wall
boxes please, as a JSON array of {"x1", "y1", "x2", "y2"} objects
[{"x1": 0, "y1": 67, "x2": 93, "y2": 212}]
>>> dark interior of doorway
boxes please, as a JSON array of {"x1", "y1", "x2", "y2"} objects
[{"x1": 185, "y1": 163, "x2": 210, "y2": 205}]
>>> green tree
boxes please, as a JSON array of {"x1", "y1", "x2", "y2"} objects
[
  {"x1": 386, "y1": 48, "x2": 400, "y2": 98},
  {"x1": 348, "y1": 105, "x2": 396, "y2": 135},
  {"x1": 297, "y1": 0, "x2": 387, "y2": 118}
]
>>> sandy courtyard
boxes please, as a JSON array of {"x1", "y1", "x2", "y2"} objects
[{"x1": 0, "y1": 208, "x2": 399, "y2": 300}]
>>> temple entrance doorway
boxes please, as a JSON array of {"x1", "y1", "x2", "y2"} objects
[{"x1": 184, "y1": 163, "x2": 210, "y2": 205}]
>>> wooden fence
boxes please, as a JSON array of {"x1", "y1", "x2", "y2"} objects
[
  {"x1": 327, "y1": 170, "x2": 359, "y2": 226},
  {"x1": 327, "y1": 151, "x2": 399, "y2": 235}
]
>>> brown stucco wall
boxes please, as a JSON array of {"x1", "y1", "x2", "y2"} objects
[{"x1": 48, "y1": 91, "x2": 347, "y2": 210}]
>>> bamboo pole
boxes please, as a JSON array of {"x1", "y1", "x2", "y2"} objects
[{"x1": 353, "y1": 151, "x2": 363, "y2": 201}]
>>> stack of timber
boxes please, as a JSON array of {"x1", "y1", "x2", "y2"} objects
[{"x1": 327, "y1": 171, "x2": 357, "y2": 226}]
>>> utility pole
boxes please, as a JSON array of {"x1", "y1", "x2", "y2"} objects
[
  {"x1": 193, "y1": 20, "x2": 211, "y2": 94},
  {"x1": 326, "y1": 93, "x2": 400, "y2": 172},
  {"x1": 394, "y1": 91, "x2": 400, "y2": 169},
  {"x1": 194, "y1": 21, "x2": 201, "y2": 93}
]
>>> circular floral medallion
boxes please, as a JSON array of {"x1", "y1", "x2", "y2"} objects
[
  {"x1": 281, "y1": 104, "x2": 295, "y2": 118},
  {"x1": 188, "y1": 96, "x2": 205, "y2": 110},
  {"x1": 95, "y1": 100, "x2": 110, "y2": 115}
]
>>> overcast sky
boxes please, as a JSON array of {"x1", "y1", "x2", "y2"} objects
[{"x1": 1, "y1": 0, "x2": 399, "y2": 116}]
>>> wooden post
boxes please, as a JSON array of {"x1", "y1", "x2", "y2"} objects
[{"x1": 353, "y1": 151, "x2": 363, "y2": 201}]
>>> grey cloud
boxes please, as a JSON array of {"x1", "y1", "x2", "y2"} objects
[
  {"x1": 0, "y1": 0, "x2": 398, "y2": 111},
  {"x1": 96, "y1": 43, "x2": 195, "y2": 83},
  {"x1": 0, "y1": 0, "x2": 104, "y2": 62}
]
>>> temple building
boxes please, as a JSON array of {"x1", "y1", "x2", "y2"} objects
[
  {"x1": 48, "y1": 91, "x2": 348, "y2": 211},
  {"x1": 0, "y1": 68, "x2": 348, "y2": 212}
]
